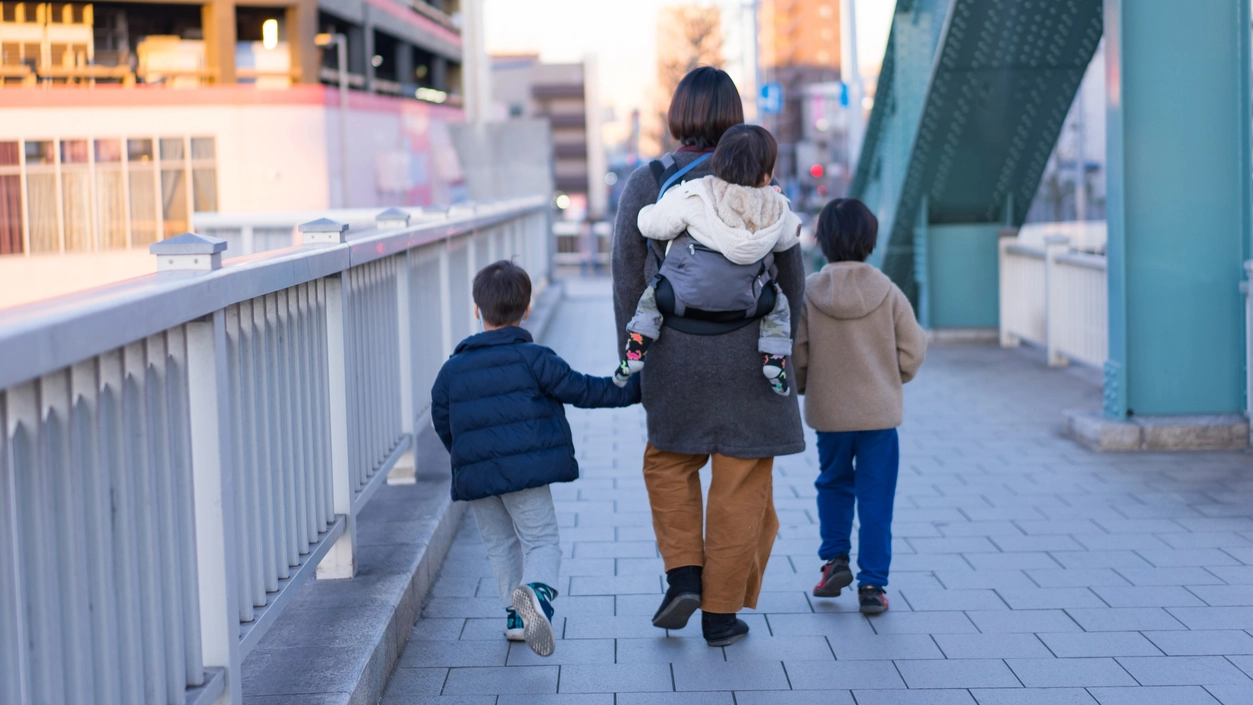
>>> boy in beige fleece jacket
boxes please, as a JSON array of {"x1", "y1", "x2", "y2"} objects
[{"x1": 792, "y1": 198, "x2": 927, "y2": 614}]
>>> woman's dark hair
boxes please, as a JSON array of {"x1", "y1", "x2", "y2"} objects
[
  {"x1": 668, "y1": 67, "x2": 744, "y2": 149},
  {"x1": 473, "y1": 260, "x2": 532, "y2": 326},
  {"x1": 815, "y1": 198, "x2": 879, "y2": 263},
  {"x1": 711, "y1": 124, "x2": 777, "y2": 187}
]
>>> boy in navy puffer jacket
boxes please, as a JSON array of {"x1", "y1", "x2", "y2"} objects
[{"x1": 431, "y1": 260, "x2": 640, "y2": 656}]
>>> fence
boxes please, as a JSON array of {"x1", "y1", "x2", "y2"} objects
[
  {"x1": 999, "y1": 230, "x2": 1108, "y2": 369},
  {"x1": 0, "y1": 196, "x2": 550, "y2": 705}
]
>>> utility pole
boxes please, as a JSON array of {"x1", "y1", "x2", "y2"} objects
[
  {"x1": 462, "y1": 0, "x2": 491, "y2": 123},
  {"x1": 747, "y1": 0, "x2": 761, "y2": 124},
  {"x1": 840, "y1": 0, "x2": 865, "y2": 170}
]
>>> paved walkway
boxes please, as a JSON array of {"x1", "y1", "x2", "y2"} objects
[{"x1": 382, "y1": 278, "x2": 1253, "y2": 705}]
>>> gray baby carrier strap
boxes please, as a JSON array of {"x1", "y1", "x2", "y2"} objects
[
  {"x1": 658, "y1": 234, "x2": 777, "y2": 319},
  {"x1": 646, "y1": 152, "x2": 780, "y2": 335}
]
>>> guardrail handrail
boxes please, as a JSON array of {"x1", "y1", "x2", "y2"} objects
[
  {"x1": 0, "y1": 196, "x2": 551, "y2": 705},
  {"x1": 0, "y1": 196, "x2": 547, "y2": 391}
]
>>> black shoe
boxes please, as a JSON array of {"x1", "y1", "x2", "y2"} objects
[
  {"x1": 652, "y1": 565, "x2": 702, "y2": 629},
  {"x1": 701, "y1": 611, "x2": 749, "y2": 647},
  {"x1": 859, "y1": 585, "x2": 889, "y2": 614},
  {"x1": 813, "y1": 554, "x2": 853, "y2": 597}
]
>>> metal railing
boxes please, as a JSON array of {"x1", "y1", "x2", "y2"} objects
[
  {"x1": 0, "y1": 196, "x2": 550, "y2": 704},
  {"x1": 999, "y1": 230, "x2": 1108, "y2": 369}
]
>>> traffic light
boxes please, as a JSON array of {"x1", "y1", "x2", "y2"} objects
[{"x1": 809, "y1": 163, "x2": 825, "y2": 179}]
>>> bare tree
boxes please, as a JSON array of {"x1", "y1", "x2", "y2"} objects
[{"x1": 645, "y1": 5, "x2": 725, "y2": 154}]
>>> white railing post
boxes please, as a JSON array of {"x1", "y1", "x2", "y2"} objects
[
  {"x1": 186, "y1": 313, "x2": 241, "y2": 705},
  {"x1": 298, "y1": 219, "x2": 358, "y2": 581},
  {"x1": 998, "y1": 230, "x2": 1019, "y2": 348},
  {"x1": 379, "y1": 208, "x2": 416, "y2": 484},
  {"x1": 396, "y1": 257, "x2": 414, "y2": 439},
  {"x1": 466, "y1": 229, "x2": 478, "y2": 337},
  {"x1": 439, "y1": 243, "x2": 453, "y2": 358},
  {"x1": 1044, "y1": 234, "x2": 1070, "y2": 367},
  {"x1": 391, "y1": 247, "x2": 417, "y2": 484},
  {"x1": 317, "y1": 271, "x2": 356, "y2": 580}
]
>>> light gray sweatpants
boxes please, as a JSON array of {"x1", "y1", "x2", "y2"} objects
[{"x1": 469, "y1": 485, "x2": 562, "y2": 609}]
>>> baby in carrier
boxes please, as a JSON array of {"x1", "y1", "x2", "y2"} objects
[{"x1": 614, "y1": 124, "x2": 802, "y2": 395}]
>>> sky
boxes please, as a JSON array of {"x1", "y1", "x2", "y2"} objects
[{"x1": 483, "y1": 0, "x2": 897, "y2": 121}]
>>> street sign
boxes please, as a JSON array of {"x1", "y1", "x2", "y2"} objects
[
  {"x1": 839, "y1": 82, "x2": 849, "y2": 107},
  {"x1": 759, "y1": 82, "x2": 783, "y2": 115}
]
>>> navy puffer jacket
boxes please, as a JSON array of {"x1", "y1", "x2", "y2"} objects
[{"x1": 431, "y1": 327, "x2": 641, "y2": 502}]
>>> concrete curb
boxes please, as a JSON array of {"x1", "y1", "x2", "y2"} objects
[
  {"x1": 1064, "y1": 409, "x2": 1250, "y2": 451},
  {"x1": 240, "y1": 429, "x2": 466, "y2": 705},
  {"x1": 240, "y1": 280, "x2": 567, "y2": 705}
]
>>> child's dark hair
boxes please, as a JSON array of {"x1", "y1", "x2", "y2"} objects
[
  {"x1": 711, "y1": 124, "x2": 777, "y2": 187},
  {"x1": 816, "y1": 198, "x2": 879, "y2": 263},
  {"x1": 473, "y1": 260, "x2": 532, "y2": 326}
]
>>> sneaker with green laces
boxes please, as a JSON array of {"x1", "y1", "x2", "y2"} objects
[
  {"x1": 510, "y1": 582, "x2": 557, "y2": 656},
  {"x1": 504, "y1": 607, "x2": 525, "y2": 642}
]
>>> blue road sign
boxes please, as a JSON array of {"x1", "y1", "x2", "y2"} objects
[
  {"x1": 759, "y1": 82, "x2": 783, "y2": 115},
  {"x1": 839, "y1": 81, "x2": 849, "y2": 107}
]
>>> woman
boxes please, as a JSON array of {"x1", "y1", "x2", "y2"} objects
[{"x1": 611, "y1": 67, "x2": 806, "y2": 646}]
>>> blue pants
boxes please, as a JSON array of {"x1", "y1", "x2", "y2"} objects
[{"x1": 815, "y1": 429, "x2": 900, "y2": 588}]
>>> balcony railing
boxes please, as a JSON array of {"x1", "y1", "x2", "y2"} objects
[{"x1": 0, "y1": 196, "x2": 549, "y2": 704}]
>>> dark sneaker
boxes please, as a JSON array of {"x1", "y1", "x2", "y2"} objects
[
  {"x1": 504, "y1": 607, "x2": 525, "y2": 642},
  {"x1": 653, "y1": 565, "x2": 702, "y2": 629},
  {"x1": 859, "y1": 585, "x2": 889, "y2": 614},
  {"x1": 702, "y1": 611, "x2": 750, "y2": 647},
  {"x1": 813, "y1": 554, "x2": 853, "y2": 597},
  {"x1": 511, "y1": 583, "x2": 557, "y2": 656}
]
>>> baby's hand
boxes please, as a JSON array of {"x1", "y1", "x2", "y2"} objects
[{"x1": 772, "y1": 185, "x2": 782, "y2": 193}]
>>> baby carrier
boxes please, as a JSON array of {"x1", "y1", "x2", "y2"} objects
[{"x1": 647, "y1": 153, "x2": 779, "y2": 336}]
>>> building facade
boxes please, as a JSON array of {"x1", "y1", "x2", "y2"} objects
[
  {"x1": 490, "y1": 53, "x2": 606, "y2": 221},
  {"x1": 758, "y1": 0, "x2": 842, "y2": 196},
  {"x1": 0, "y1": 0, "x2": 468, "y2": 256}
]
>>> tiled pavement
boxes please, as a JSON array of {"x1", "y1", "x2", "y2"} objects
[{"x1": 381, "y1": 278, "x2": 1253, "y2": 705}]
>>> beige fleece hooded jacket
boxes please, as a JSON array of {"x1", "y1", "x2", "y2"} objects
[
  {"x1": 636, "y1": 175, "x2": 801, "y2": 264},
  {"x1": 793, "y1": 261, "x2": 928, "y2": 432}
]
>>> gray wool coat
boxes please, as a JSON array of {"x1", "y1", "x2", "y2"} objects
[{"x1": 611, "y1": 151, "x2": 807, "y2": 459}]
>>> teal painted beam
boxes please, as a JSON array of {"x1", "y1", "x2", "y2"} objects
[
  {"x1": 927, "y1": 223, "x2": 1001, "y2": 329},
  {"x1": 851, "y1": 0, "x2": 1102, "y2": 313},
  {"x1": 1104, "y1": 0, "x2": 1251, "y2": 418}
]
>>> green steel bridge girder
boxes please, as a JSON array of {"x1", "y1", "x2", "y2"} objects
[{"x1": 852, "y1": 0, "x2": 1103, "y2": 323}]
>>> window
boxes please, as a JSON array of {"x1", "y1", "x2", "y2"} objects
[
  {"x1": 159, "y1": 137, "x2": 188, "y2": 239},
  {"x1": 60, "y1": 139, "x2": 90, "y2": 250},
  {"x1": 0, "y1": 141, "x2": 20, "y2": 254},
  {"x1": 94, "y1": 139, "x2": 127, "y2": 249},
  {"x1": 0, "y1": 135, "x2": 217, "y2": 254},
  {"x1": 128, "y1": 138, "x2": 158, "y2": 246},
  {"x1": 190, "y1": 136, "x2": 217, "y2": 213},
  {"x1": 24, "y1": 140, "x2": 57, "y2": 252}
]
